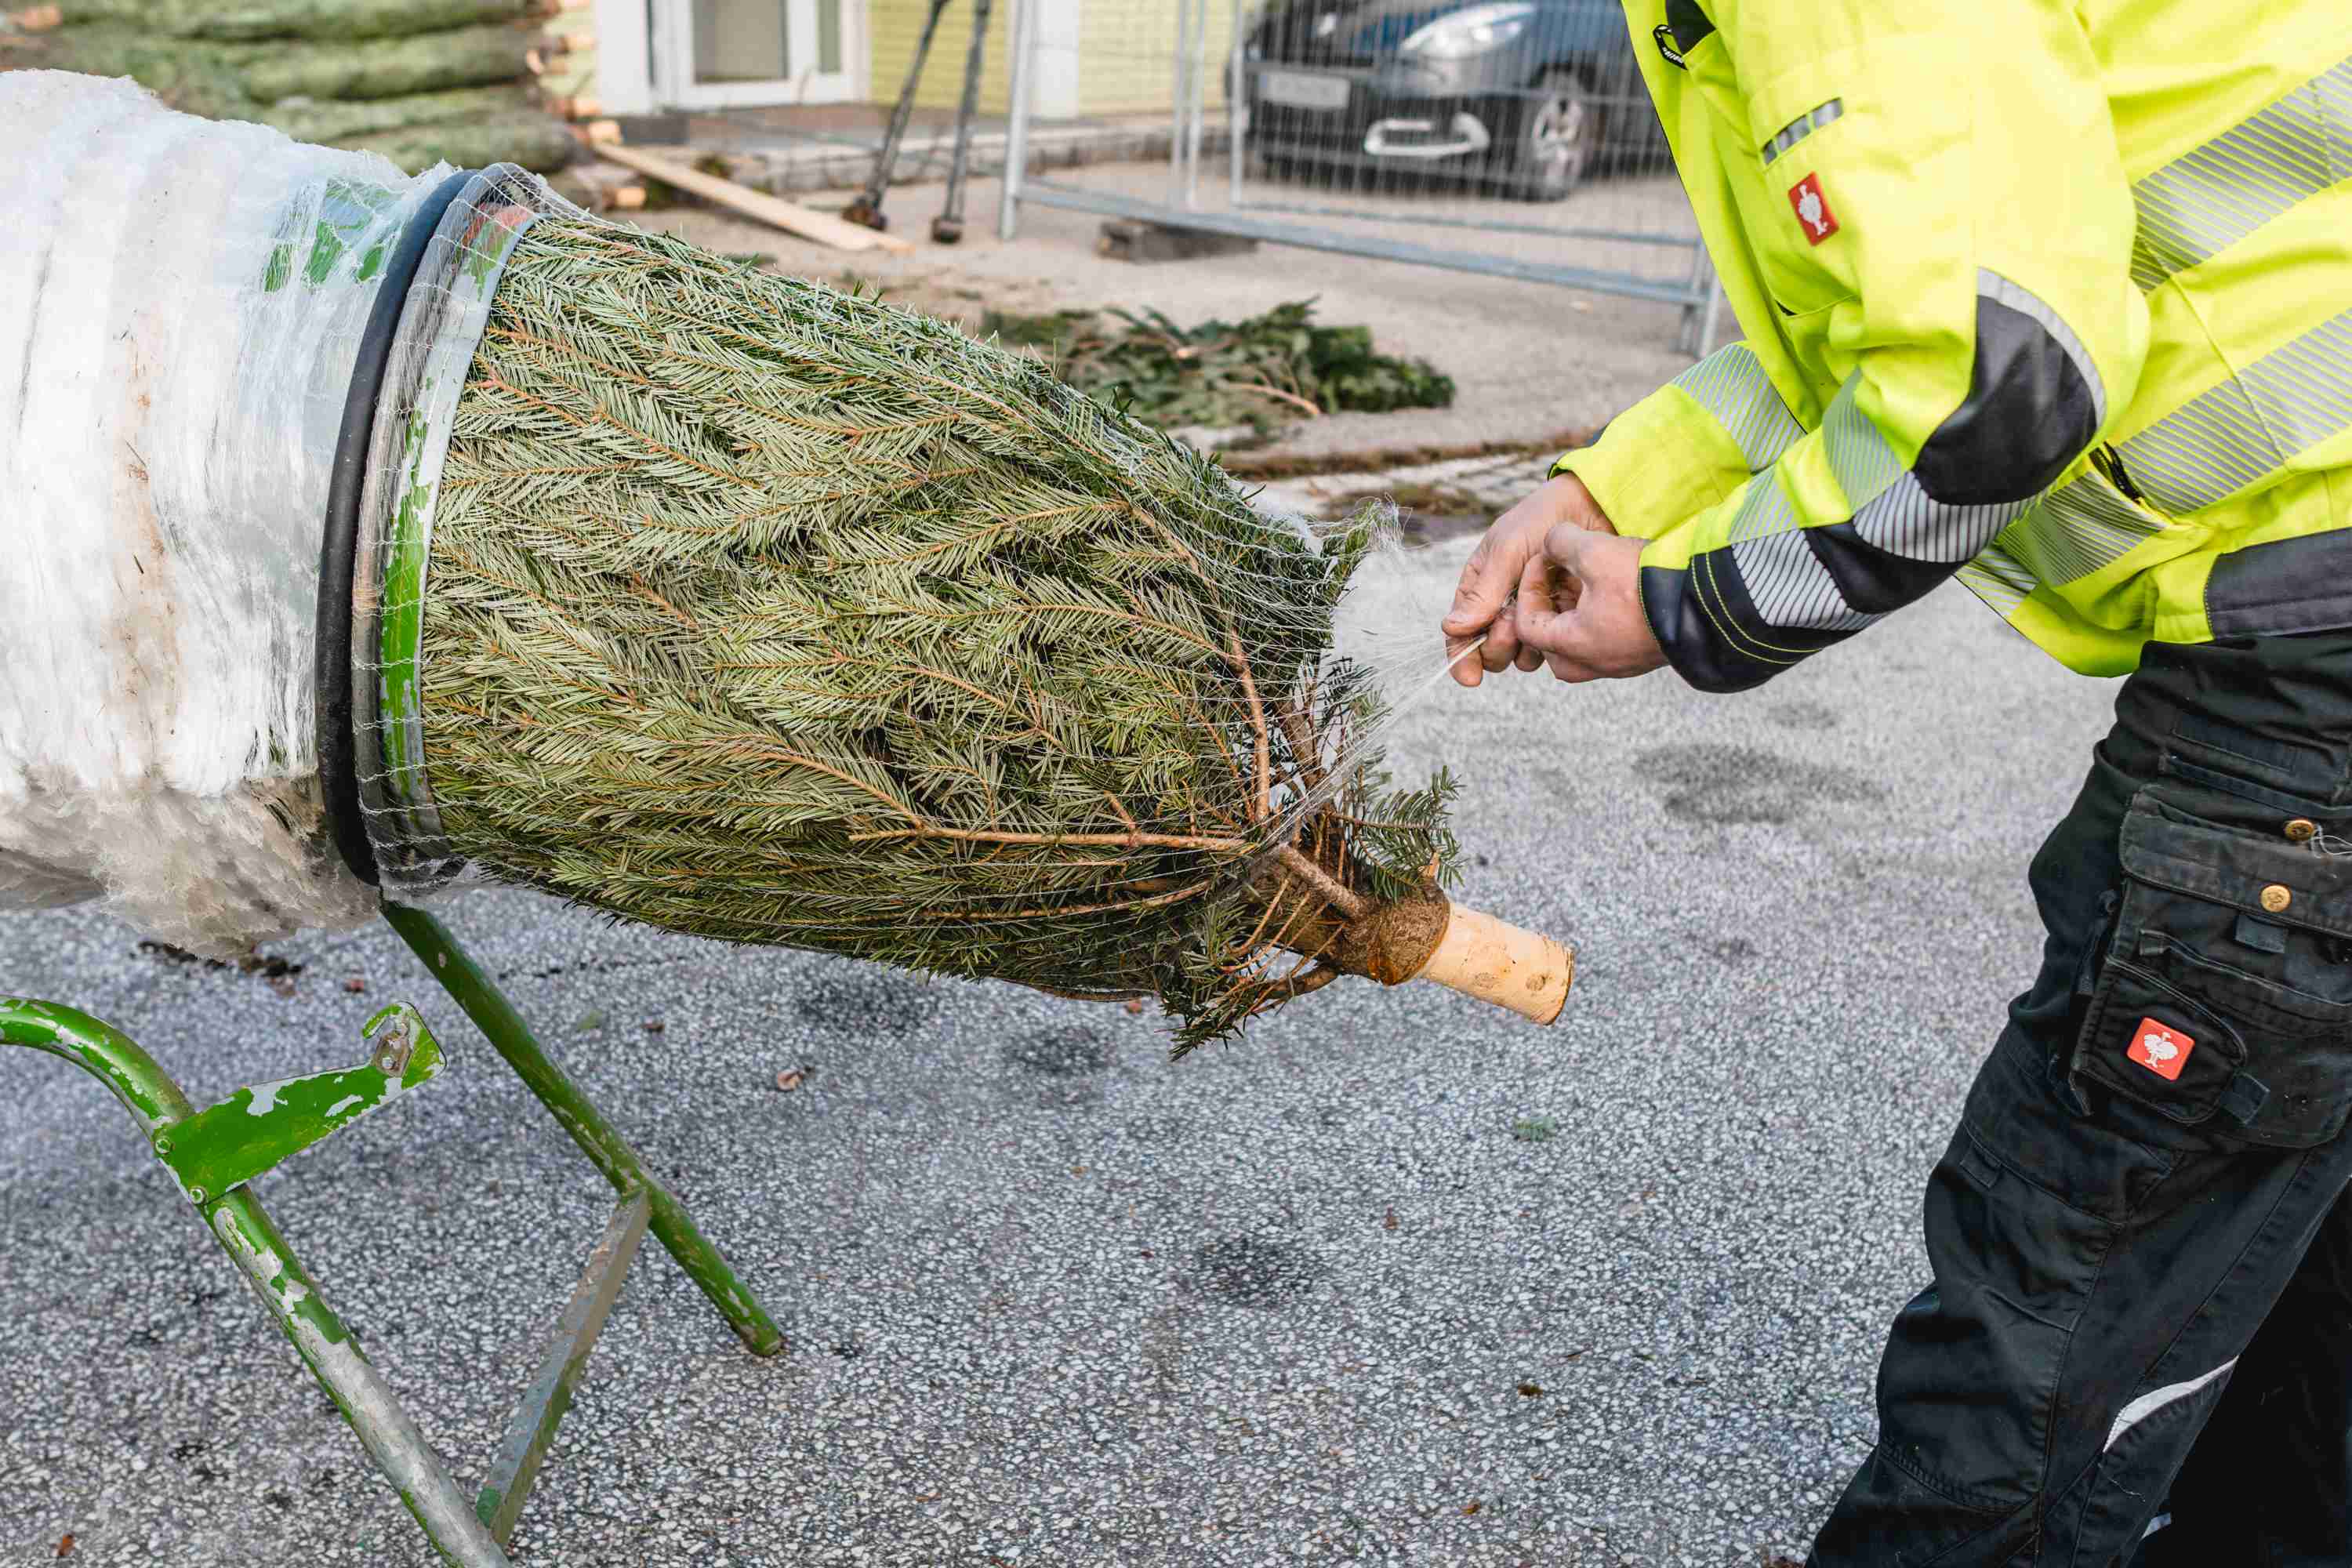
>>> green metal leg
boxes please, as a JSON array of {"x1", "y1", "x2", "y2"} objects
[
  {"x1": 476, "y1": 1188, "x2": 650, "y2": 1543},
  {"x1": 379, "y1": 902, "x2": 786, "y2": 1358},
  {"x1": 0, "y1": 1000, "x2": 511, "y2": 1568}
]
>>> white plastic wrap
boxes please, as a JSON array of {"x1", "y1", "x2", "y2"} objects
[{"x1": 0, "y1": 72, "x2": 448, "y2": 954}]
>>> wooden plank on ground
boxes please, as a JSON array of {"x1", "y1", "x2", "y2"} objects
[{"x1": 593, "y1": 143, "x2": 913, "y2": 254}]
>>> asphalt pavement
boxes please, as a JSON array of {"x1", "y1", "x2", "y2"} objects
[{"x1": 1, "y1": 544, "x2": 2117, "y2": 1567}]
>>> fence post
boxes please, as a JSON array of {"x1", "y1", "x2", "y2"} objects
[
  {"x1": 1167, "y1": 0, "x2": 1195, "y2": 207},
  {"x1": 1226, "y1": 0, "x2": 1247, "y2": 205},
  {"x1": 1183, "y1": 0, "x2": 1207, "y2": 209},
  {"x1": 996, "y1": 0, "x2": 1040, "y2": 241},
  {"x1": 1694, "y1": 268, "x2": 1726, "y2": 358}
]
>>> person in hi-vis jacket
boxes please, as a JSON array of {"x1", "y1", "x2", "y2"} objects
[{"x1": 1442, "y1": 0, "x2": 2352, "y2": 1561}]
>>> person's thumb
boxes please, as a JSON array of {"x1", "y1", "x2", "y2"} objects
[
  {"x1": 1541, "y1": 520, "x2": 1595, "y2": 580},
  {"x1": 1443, "y1": 546, "x2": 1514, "y2": 634}
]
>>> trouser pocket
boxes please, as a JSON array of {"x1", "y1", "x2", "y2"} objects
[{"x1": 2073, "y1": 779, "x2": 2352, "y2": 1148}]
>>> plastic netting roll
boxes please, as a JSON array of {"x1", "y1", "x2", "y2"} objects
[{"x1": 0, "y1": 71, "x2": 441, "y2": 952}]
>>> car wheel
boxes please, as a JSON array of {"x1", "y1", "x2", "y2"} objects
[{"x1": 1510, "y1": 68, "x2": 1603, "y2": 201}]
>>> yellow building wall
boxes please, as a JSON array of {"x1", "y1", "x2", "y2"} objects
[
  {"x1": 864, "y1": 0, "x2": 1244, "y2": 119},
  {"x1": 867, "y1": 0, "x2": 1014, "y2": 114},
  {"x1": 1073, "y1": 0, "x2": 1240, "y2": 117}
]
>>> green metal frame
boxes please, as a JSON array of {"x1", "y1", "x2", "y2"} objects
[{"x1": 2, "y1": 904, "x2": 784, "y2": 1566}]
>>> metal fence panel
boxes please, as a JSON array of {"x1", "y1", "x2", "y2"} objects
[{"x1": 1000, "y1": 0, "x2": 1719, "y2": 351}]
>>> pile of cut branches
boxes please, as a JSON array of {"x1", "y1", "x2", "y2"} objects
[{"x1": 984, "y1": 299, "x2": 1454, "y2": 433}]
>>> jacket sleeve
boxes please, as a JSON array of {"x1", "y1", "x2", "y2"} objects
[
  {"x1": 1567, "y1": 0, "x2": 2149, "y2": 693},
  {"x1": 1551, "y1": 340, "x2": 1807, "y2": 533}
]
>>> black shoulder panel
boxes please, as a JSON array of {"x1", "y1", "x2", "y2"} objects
[{"x1": 1913, "y1": 295, "x2": 2098, "y2": 507}]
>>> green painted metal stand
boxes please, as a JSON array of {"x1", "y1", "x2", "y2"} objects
[{"x1": 1, "y1": 903, "x2": 785, "y2": 1566}]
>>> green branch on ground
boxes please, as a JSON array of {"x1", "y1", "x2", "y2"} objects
[{"x1": 982, "y1": 299, "x2": 1456, "y2": 434}]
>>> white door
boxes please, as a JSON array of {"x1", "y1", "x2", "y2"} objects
[{"x1": 656, "y1": 0, "x2": 863, "y2": 107}]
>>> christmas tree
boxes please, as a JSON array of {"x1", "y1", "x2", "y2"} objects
[{"x1": 407, "y1": 217, "x2": 1567, "y2": 1053}]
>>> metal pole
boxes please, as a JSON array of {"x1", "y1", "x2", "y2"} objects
[
  {"x1": 381, "y1": 904, "x2": 786, "y2": 1358},
  {"x1": 474, "y1": 1191, "x2": 652, "y2": 1544},
  {"x1": 1227, "y1": 0, "x2": 1247, "y2": 206},
  {"x1": 842, "y1": 0, "x2": 955, "y2": 230},
  {"x1": 996, "y1": 0, "x2": 1041, "y2": 240},
  {"x1": 1183, "y1": 0, "x2": 1207, "y2": 210},
  {"x1": 1699, "y1": 270, "x2": 1728, "y2": 358},
  {"x1": 209, "y1": 1195, "x2": 513, "y2": 1568},
  {"x1": 1168, "y1": 0, "x2": 1196, "y2": 206},
  {"x1": 931, "y1": 0, "x2": 996, "y2": 242}
]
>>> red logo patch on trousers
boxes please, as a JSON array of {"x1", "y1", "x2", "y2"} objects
[
  {"x1": 1788, "y1": 173, "x2": 1838, "y2": 245},
  {"x1": 2128, "y1": 1018, "x2": 2194, "y2": 1081}
]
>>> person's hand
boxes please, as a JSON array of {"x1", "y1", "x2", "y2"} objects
[
  {"x1": 1512, "y1": 524, "x2": 1667, "y2": 682},
  {"x1": 1443, "y1": 474, "x2": 1617, "y2": 688}
]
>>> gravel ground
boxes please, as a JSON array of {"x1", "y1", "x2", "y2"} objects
[{"x1": 1, "y1": 544, "x2": 2116, "y2": 1567}]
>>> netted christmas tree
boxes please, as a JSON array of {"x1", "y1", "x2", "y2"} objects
[{"x1": 405, "y1": 218, "x2": 1567, "y2": 1053}]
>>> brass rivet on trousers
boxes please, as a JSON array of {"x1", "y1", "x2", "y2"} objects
[
  {"x1": 2286, "y1": 818, "x2": 2319, "y2": 842},
  {"x1": 2262, "y1": 884, "x2": 2293, "y2": 913}
]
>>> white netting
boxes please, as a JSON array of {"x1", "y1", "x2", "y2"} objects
[
  {"x1": 0, "y1": 71, "x2": 452, "y2": 955},
  {"x1": 349, "y1": 164, "x2": 581, "y2": 906}
]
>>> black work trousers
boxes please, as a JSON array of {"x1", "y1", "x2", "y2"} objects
[{"x1": 1809, "y1": 631, "x2": 2352, "y2": 1566}]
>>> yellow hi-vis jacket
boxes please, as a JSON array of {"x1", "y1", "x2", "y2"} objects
[{"x1": 1557, "y1": 0, "x2": 2352, "y2": 691}]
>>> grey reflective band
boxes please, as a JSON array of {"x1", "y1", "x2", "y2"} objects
[
  {"x1": 1731, "y1": 532, "x2": 1880, "y2": 631},
  {"x1": 1821, "y1": 374, "x2": 1902, "y2": 510},
  {"x1": 1955, "y1": 542, "x2": 2039, "y2": 619},
  {"x1": 1761, "y1": 98, "x2": 1843, "y2": 165},
  {"x1": 1851, "y1": 474, "x2": 2025, "y2": 564},
  {"x1": 1670, "y1": 343, "x2": 1806, "y2": 470},
  {"x1": 1723, "y1": 465, "x2": 1801, "y2": 544},
  {"x1": 2130, "y1": 56, "x2": 2352, "y2": 292},
  {"x1": 1998, "y1": 465, "x2": 2166, "y2": 586},
  {"x1": 2117, "y1": 306, "x2": 2352, "y2": 514},
  {"x1": 2104, "y1": 1358, "x2": 2237, "y2": 1452}
]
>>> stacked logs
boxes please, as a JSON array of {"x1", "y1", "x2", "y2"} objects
[{"x1": 1, "y1": 0, "x2": 586, "y2": 171}]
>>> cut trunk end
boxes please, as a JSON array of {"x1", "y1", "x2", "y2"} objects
[
  {"x1": 1410, "y1": 902, "x2": 1573, "y2": 1025},
  {"x1": 1301, "y1": 883, "x2": 1573, "y2": 1025}
]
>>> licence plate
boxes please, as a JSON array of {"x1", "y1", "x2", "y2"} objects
[{"x1": 1258, "y1": 70, "x2": 1351, "y2": 111}]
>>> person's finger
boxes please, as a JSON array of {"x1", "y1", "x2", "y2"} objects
[
  {"x1": 1513, "y1": 533, "x2": 1577, "y2": 649},
  {"x1": 1513, "y1": 640, "x2": 1544, "y2": 672},
  {"x1": 1482, "y1": 600, "x2": 1526, "y2": 670},
  {"x1": 1443, "y1": 539, "x2": 1504, "y2": 637},
  {"x1": 1445, "y1": 632, "x2": 1484, "y2": 688},
  {"x1": 1443, "y1": 524, "x2": 1536, "y2": 637}
]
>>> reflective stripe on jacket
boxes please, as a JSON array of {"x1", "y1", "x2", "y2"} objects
[{"x1": 1558, "y1": 0, "x2": 2352, "y2": 691}]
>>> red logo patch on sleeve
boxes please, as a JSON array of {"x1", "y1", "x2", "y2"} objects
[
  {"x1": 1788, "y1": 173, "x2": 1838, "y2": 245},
  {"x1": 2127, "y1": 1018, "x2": 2195, "y2": 1081}
]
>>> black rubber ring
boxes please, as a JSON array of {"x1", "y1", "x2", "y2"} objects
[{"x1": 315, "y1": 168, "x2": 476, "y2": 887}]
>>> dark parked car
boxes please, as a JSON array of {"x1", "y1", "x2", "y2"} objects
[{"x1": 1239, "y1": 0, "x2": 1668, "y2": 200}]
